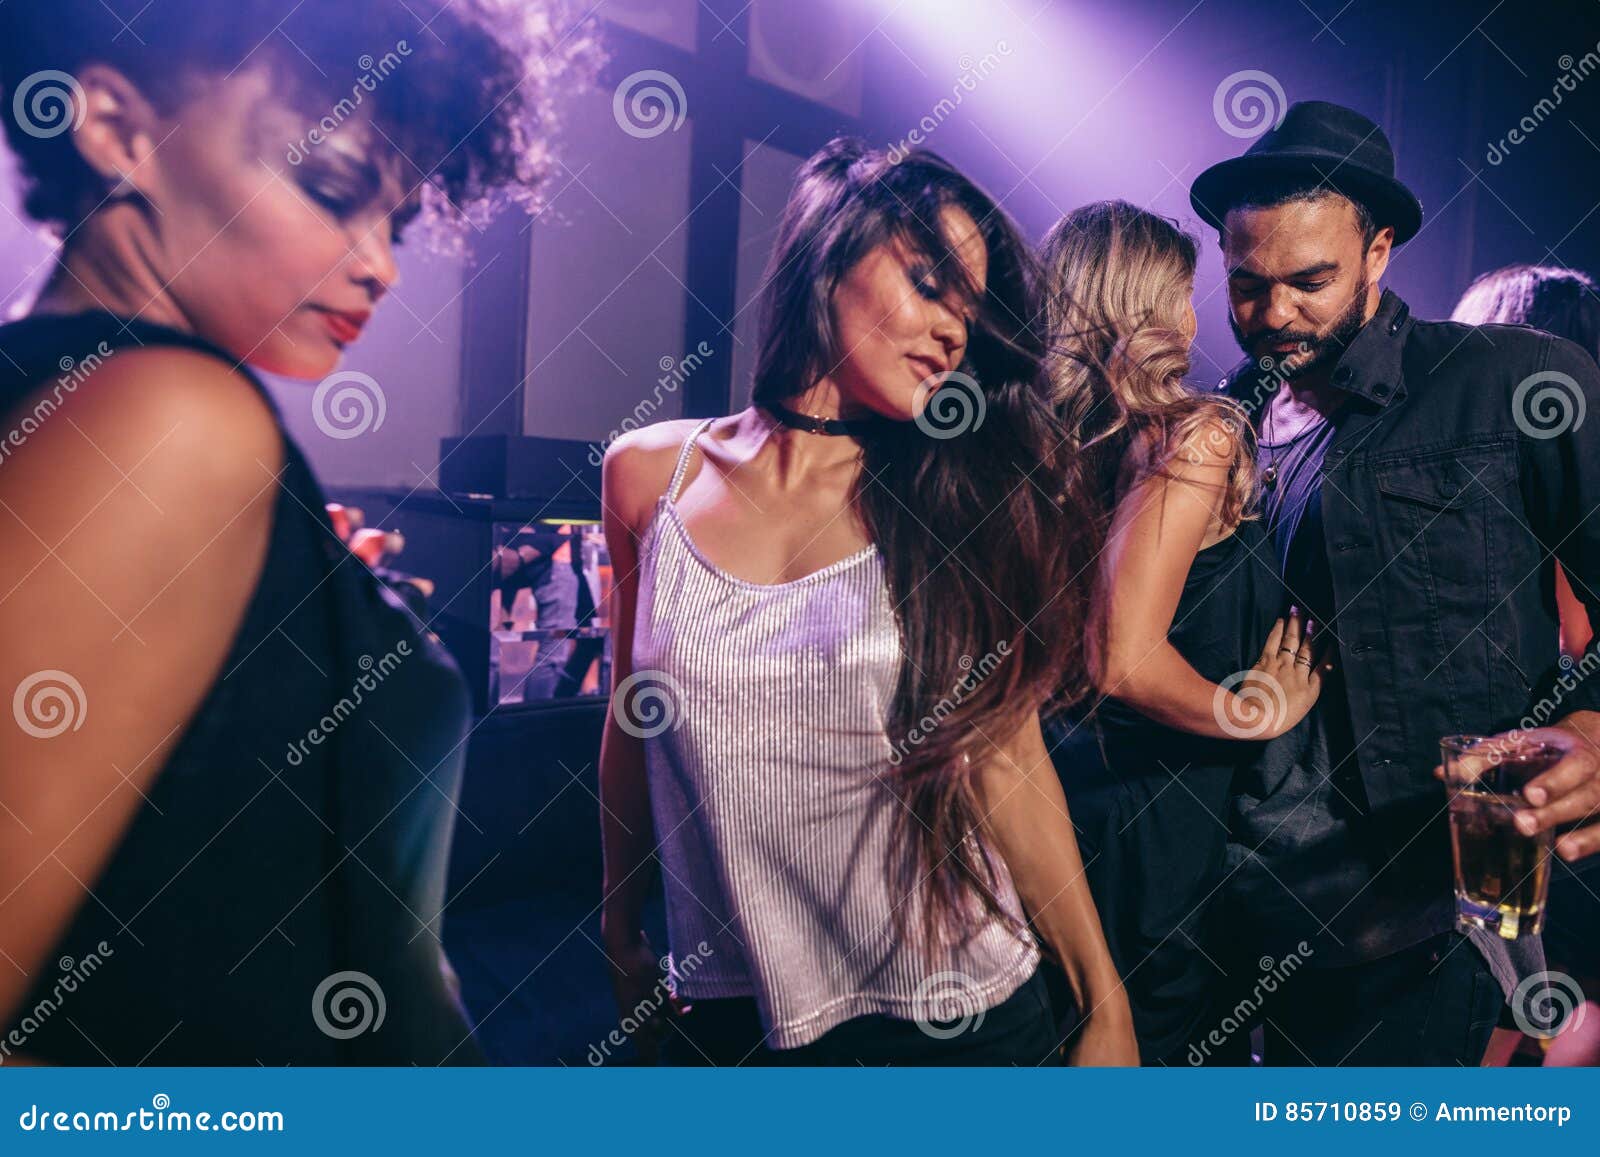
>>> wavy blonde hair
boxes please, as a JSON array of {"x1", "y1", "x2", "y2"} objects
[{"x1": 1041, "y1": 199, "x2": 1255, "y2": 535}]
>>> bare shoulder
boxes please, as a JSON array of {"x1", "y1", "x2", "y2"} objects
[
  {"x1": 0, "y1": 344, "x2": 286, "y2": 617},
  {"x1": 1169, "y1": 409, "x2": 1249, "y2": 473},
  {"x1": 606, "y1": 416, "x2": 707, "y2": 458},
  {"x1": 602, "y1": 417, "x2": 708, "y2": 531},
  {"x1": 7, "y1": 344, "x2": 285, "y2": 488}
]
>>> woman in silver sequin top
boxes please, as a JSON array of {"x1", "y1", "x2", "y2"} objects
[{"x1": 598, "y1": 138, "x2": 1136, "y2": 1066}]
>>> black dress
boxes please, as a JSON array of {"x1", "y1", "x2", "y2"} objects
[
  {"x1": 1044, "y1": 517, "x2": 1283, "y2": 1064},
  {"x1": 0, "y1": 311, "x2": 485, "y2": 1065}
]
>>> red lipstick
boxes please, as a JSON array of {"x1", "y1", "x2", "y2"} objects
[{"x1": 318, "y1": 309, "x2": 371, "y2": 345}]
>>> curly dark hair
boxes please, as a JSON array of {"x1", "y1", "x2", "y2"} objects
[{"x1": 0, "y1": 0, "x2": 600, "y2": 242}]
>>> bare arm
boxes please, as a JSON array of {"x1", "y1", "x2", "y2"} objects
[
  {"x1": 597, "y1": 435, "x2": 664, "y2": 950},
  {"x1": 1096, "y1": 424, "x2": 1318, "y2": 739},
  {"x1": 973, "y1": 711, "x2": 1137, "y2": 1064},
  {"x1": 595, "y1": 429, "x2": 691, "y2": 1055},
  {"x1": 0, "y1": 349, "x2": 279, "y2": 1028}
]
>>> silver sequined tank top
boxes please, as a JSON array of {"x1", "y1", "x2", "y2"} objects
[{"x1": 630, "y1": 417, "x2": 1039, "y2": 1049}]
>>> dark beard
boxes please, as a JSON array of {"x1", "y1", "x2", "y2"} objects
[{"x1": 1230, "y1": 277, "x2": 1370, "y2": 380}]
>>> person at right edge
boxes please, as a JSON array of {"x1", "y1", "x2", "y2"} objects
[{"x1": 1186, "y1": 100, "x2": 1600, "y2": 1065}]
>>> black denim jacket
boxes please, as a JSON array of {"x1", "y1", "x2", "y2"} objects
[{"x1": 1221, "y1": 288, "x2": 1600, "y2": 866}]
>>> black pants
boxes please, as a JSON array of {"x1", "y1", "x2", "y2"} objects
[
  {"x1": 1546, "y1": 858, "x2": 1600, "y2": 979},
  {"x1": 662, "y1": 967, "x2": 1061, "y2": 1066},
  {"x1": 1187, "y1": 931, "x2": 1503, "y2": 1066}
]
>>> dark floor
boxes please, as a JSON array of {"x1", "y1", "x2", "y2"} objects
[
  {"x1": 439, "y1": 698, "x2": 667, "y2": 1066},
  {"x1": 446, "y1": 896, "x2": 658, "y2": 1065}
]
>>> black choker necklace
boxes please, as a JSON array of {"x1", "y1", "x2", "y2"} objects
[{"x1": 764, "y1": 401, "x2": 880, "y2": 436}]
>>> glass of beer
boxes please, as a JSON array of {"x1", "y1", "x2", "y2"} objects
[{"x1": 1442, "y1": 734, "x2": 1563, "y2": 940}]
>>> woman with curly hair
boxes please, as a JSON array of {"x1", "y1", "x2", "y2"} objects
[
  {"x1": 1039, "y1": 201, "x2": 1324, "y2": 1064},
  {"x1": 598, "y1": 139, "x2": 1136, "y2": 1066},
  {"x1": 0, "y1": 0, "x2": 593, "y2": 1064}
]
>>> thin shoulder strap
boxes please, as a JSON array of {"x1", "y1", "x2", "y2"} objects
[{"x1": 664, "y1": 417, "x2": 716, "y2": 505}]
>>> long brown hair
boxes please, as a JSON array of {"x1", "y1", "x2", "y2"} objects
[{"x1": 750, "y1": 138, "x2": 1096, "y2": 954}]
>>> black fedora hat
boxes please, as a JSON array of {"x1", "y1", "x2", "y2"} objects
[{"x1": 1189, "y1": 100, "x2": 1422, "y2": 244}]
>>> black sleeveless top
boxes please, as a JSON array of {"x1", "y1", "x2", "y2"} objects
[
  {"x1": 0, "y1": 311, "x2": 484, "y2": 1065},
  {"x1": 1044, "y1": 516, "x2": 1283, "y2": 1064}
]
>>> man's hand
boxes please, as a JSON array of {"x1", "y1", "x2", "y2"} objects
[
  {"x1": 1435, "y1": 714, "x2": 1600, "y2": 861},
  {"x1": 1493, "y1": 714, "x2": 1600, "y2": 862}
]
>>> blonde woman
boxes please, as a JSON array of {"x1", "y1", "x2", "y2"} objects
[{"x1": 1039, "y1": 201, "x2": 1326, "y2": 1063}]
